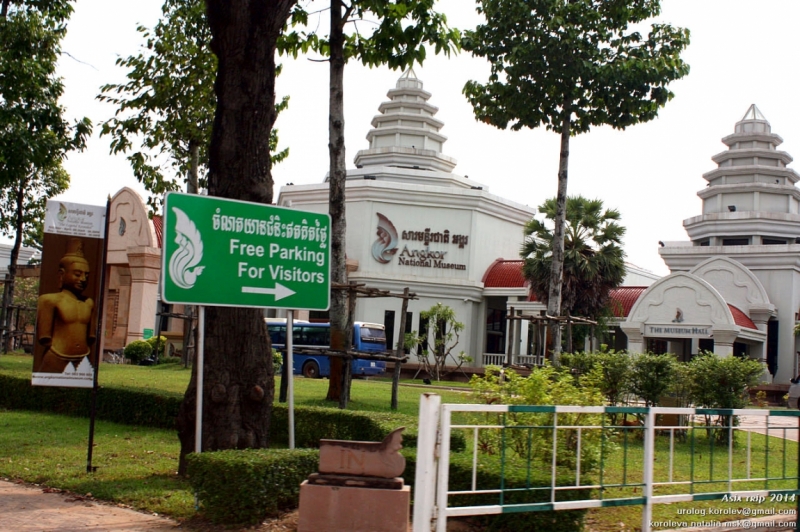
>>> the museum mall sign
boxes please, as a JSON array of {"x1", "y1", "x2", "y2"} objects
[{"x1": 646, "y1": 325, "x2": 712, "y2": 338}]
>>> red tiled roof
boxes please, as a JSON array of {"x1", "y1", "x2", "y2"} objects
[
  {"x1": 608, "y1": 286, "x2": 647, "y2": 318},
  {"x1": 482, "y1": 259, "x2": 526, "y2": 288},
  {"x1": 152, "y1": 215, "x2": 163, "y2": 248},
  {"x1": 728, "y1": 304, "x2": 757, "y2": 330}
]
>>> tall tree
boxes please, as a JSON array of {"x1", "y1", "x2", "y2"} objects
[
  {"x1": 282, "y1": 0, "x2": 459, "y2": 404},
  {"x1": 463, "y1": 0, "x2": 689, "y2": 363},
  {"x1": 175, "y1": 0, "x2": 297, "y2": 474},
  {"x1": 0, "y1": 0, "x2": 90, "y2": 353},
  {"x1": 521, "y1": 195, "x2": 626, "y2": 334},
  {"x1": 98, "y1": 0, "x2": 288, "y2": 211}
]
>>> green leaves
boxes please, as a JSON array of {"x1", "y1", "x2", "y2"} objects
[
  {"x1": 280, "y1": 0, "x2": 461, "y2": 71},
  {"x1": 463, "y1": 0, "x2": 690, "y2": 134},
  {"x1": 98, "y1": 0, "x2": 288, "y2": 213},
  {"x1": 0, "y1": 0, "x2": 90, "y2": 246},
  {"x1": 521, "y1": 195, "x2": 626, "y2": 318}
]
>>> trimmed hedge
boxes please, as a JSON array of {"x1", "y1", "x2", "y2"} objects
[
  {"x1": 270, "y1": 404, "x2": 464, "y2": 452},
  {"x1": 0, "y1": 373, "x2": 465, "y2": 451},
  {"x1": 186, "y1": 447, "x2": 589, "y2": 530},
  {"x1": 0, "y1": 373, "x2": 182, "y2": 428},
  {"x1": 186, "y1": 448, "x2": 321, "y2": 524}
]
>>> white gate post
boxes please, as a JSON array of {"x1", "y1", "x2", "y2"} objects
[
  {"x1": 641, "y1": 407, "x2": 656, "y2": 532},
  {"x1": 413, "y1": 393, "x2": 441, "y2": 532}
]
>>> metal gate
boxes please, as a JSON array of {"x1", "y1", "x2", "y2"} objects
[{"x1": 412, "y1": 394, "x2": 800, "y2": 532}]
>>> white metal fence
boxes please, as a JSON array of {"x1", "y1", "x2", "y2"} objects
[{"x1": 412, "y1": 394, "x2": 800, "y2": 532}]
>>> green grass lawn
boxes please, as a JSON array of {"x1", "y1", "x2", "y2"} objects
[
  {"x1": 0, "y1": 409, "x2": 194, "y2": 518},
  {"x1": 2, "y1": 352, "x2": 797, "y2": 530},
  {"x1": 0, "y1": 353, "x2": 469, "y2": 417},
  {"x1": 587, "y1": 428, "x2": 800, "y2": 530}
]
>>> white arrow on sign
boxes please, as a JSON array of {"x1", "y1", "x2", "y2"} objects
[{"x1": 241, "y1": 283, "x2": 296, "y2": 301}]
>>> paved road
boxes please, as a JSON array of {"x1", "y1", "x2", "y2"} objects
[
  {"x1": 0, "y1": 480, "x2": 179, "y2": 531},
  {"x1": 737, "y1": 412, "x2": 800, "y2": 442}
]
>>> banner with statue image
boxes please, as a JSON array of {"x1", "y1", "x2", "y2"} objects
[{"x1": 31, "y1": 200, "x2": 107, "y2": 388}]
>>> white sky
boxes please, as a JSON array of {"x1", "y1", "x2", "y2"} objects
[{"x1": 36, "y1": 0, "x2": 800, "y2": 277}]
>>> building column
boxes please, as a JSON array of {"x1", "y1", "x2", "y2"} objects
[
  {"x1": 749, "y1": 306, "x2": 775, "y2": 371},
  {"x1": 712, "y1": 328, "x2": 738, "y2": 358},
  {"x1": 126, "y1": 246, "x2": 161, "y2": 345},
  {"x1": 520, "y1": 319, "x2": 530, "y2": 357},
  {"x1": 620, "y1": 323, "x2": 644, "y2": 354}
]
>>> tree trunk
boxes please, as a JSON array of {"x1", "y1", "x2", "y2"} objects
[
  {"x1": 177, "y1": 0, "x2": 295, "y2": 474},
  {"x1": 547, "y1": 102, "x2": 571, "y2": 365},
  {"x1": 326, "y1": 0, "x2": 349, "y2": 402},
  {"x1": 338, "y1": 282, "x2": 357, "y2": 408},
  {"x1": 2, "y1": 186, "x2": 24, "y2": 353},
  {"x1": 566, "y1": 312, "x2": 573, "y2": 354},
  {"x1": 391, "y1": 288, "x2": 409, "y2": 411},
  {"x1": 187, "y1": 141, "x2": 200, "y2": 194}
]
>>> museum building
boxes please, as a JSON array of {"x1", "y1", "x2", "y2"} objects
[
  {"x1": 96, "y1": 73, "x2": 800, "y2": 385},
  {"x1": 276, "y1": 71, "x2": 657, "y2": 368}
]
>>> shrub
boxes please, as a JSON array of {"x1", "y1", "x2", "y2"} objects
[
  {"x1": 687, "y1": 352, "x2": 764, "y2": 442},
  {"x1": 470, "y1": 365, "x2": 604, "y2": 471},
  {"x1": 123, "y1": 340, "x2": 152, "y2": 363},
  {"x1": 146, "y1": 335, "x2": 168, "y2": 357},
  {"x1": 186, "y1": 448, "x2": 321, "y2": 524},
  {"x1": 0, "y1": 374, "x2": 182, "y2": 429},
  {"x1": 627, "y1": 351, "x2": 677, "y2": 407},
  {"x1": 159, "y1": 356, "x2": 183, "y2": 365}
]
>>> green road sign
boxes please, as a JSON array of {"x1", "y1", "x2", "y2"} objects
[
  {"x1": 143, "y1": 328, "x2": 154, "y2": 340},
  {"x1": 161, "y1": 192, "x2": 330, "y2": 310}
]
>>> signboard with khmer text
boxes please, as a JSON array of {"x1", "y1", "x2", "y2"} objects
[{"x1": 161, "y1": 193, "x2": 330, "y2": 310}]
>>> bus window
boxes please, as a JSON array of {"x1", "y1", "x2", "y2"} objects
[
  {"x1": 269, "y1": 326, "x2": 286, "y2": 346},
  {"x1": 359, "y1": 326, "x2": 386, "y2": 343},
  {"x1": 304, "y1": 326, "x2": 330, "y2": 347}
]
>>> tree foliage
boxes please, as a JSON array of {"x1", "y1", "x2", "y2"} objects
[
  {"x1": 280, "y1": 0, "x2": 460, "y2": 66},
  {"x1": 0, "y1": 0, "x2": 90, "y2": 351},
  {"x1": 98, "y1": 0, "x2": 288, "y2": 211},
  {"x1": 522, "y1": 196, "x2": 626, "y2": 319},
  {"x1": 407, "y1": 303, "x2": 469, "y2": 381},
  {"x1": 280, "y1": 0, "x2": 459, "y2": 404},
  {"x1": 470, "y1": 365, "x2": 605, "y2": 470},
  {"x1": 464, "y1": 0, "x2": 689, "y2": 361}
]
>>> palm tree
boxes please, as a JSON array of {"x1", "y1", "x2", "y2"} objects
[{"x1": 521, "y1": 196, "x2": 626, "y2": 358}]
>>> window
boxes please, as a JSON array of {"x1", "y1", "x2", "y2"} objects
[
  {"x1": 309, "y1": 310, "x2": 329, "y2": 323},
  {"x1": 268, "y1": 325, "x2": 286, "y2": 345},
  {"x1": 405, "y1": 312, "x2": 413, "y2": 354},
  {"x1": 763, "y1": 238, "x2": 786, "y2": 245},
  {"x1": 722, "y1": 238, "x2": 749, "y2": 246},
  {"x1": 646, "y1": 338, "x2": 668, "y2": 354},
  {"x1": 384, "y1": 310, "x2": 395, "y2": 350},
  {"x1": 485, "y1": 309, "x2": 506, "y2": 354}
]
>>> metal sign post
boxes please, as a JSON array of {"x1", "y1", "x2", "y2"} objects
[
  {"x1": 287, "y1": 310, "x2": 294, "y2": 449},
  {"x1": 195, "y1": 306, "x2": 205, "y2": 453},
  {"x1": 160, "y1": 193, "x2": 330, "y2": 455}
]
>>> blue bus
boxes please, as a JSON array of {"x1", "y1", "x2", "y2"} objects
[{"x1": 266, "y1": 320, "x2": 387, "y2": 378}]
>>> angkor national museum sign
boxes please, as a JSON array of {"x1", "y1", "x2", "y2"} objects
[{"x1": 371, "y1": 213, "x2": 468, "y2": 271}]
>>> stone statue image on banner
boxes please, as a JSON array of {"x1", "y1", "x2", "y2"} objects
[{"x1": 35, "y1": 237, "x2": 97, "y2": 373}]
